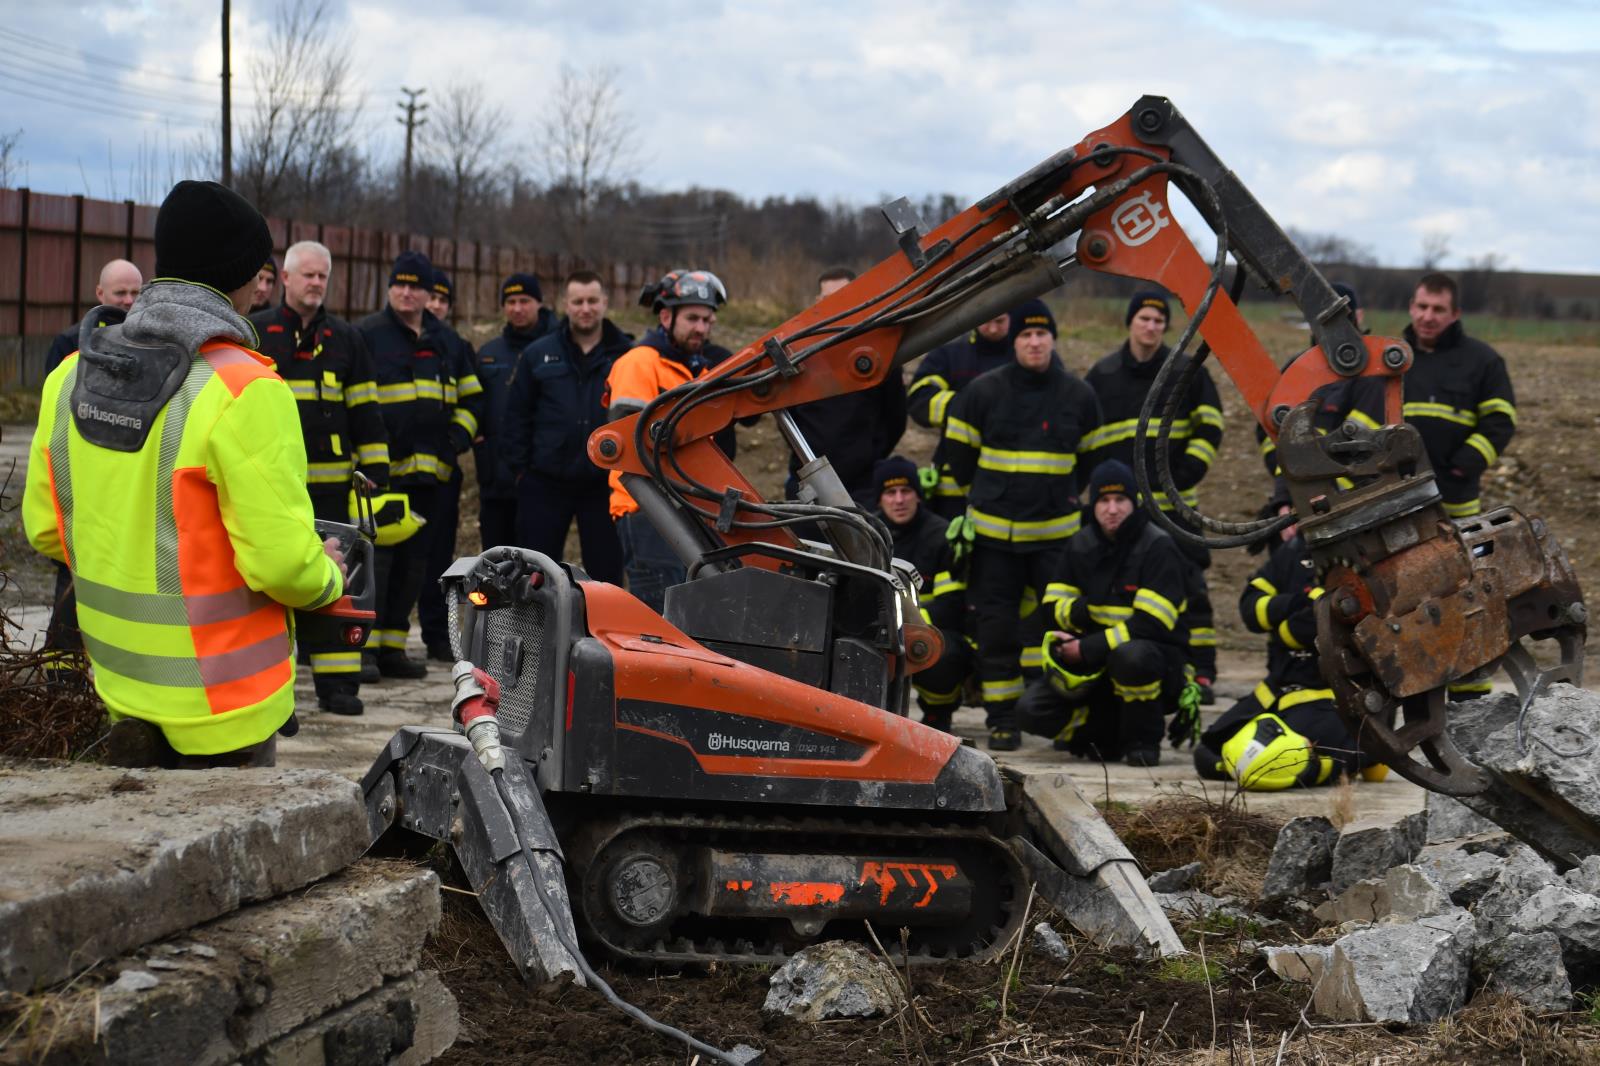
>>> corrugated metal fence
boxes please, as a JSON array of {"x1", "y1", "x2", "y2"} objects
[{"x1": 0, "y1": 186, "x2": 655, "y2": 392}]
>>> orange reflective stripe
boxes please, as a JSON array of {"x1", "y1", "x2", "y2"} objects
[
  {"x1": 44, "y1": 446, "x2": 72, "y2": 567},
  {"x1": 200, "y1": 341, "x2": 276, "y2": 397}
]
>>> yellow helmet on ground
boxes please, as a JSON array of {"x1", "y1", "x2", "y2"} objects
[
  {"x1": 354, "y1": 490, "x2": 426, "y2": 547},
  {"x1": 1221, "y1": 712, "x2": 1335, "y2": 791},
  {"x1": 1041, "y1": 633, "x2": 1104, "y2": 697}
]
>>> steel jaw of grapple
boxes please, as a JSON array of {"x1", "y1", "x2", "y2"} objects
[
  {"x1": 1002, "y1": 768, "x2": 1185, "y2": 958},
  {"x1": 1276, "y1": 405, "x2": 1588, "y2": 796},
  {"x1": 362, "y1": 725, "x2": 584, "y2": 985}
]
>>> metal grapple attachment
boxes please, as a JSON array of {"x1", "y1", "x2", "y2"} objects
[{"x1": 1276, "y1": 405, "x2": 1587, "y2": 796}]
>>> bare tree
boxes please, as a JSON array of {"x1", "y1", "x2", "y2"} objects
[
  {"x1": 425, "y1": 81, "x2": 508, "y2": 241},
  {"x1": 235, "y1": 0, "x2": 362, "y2": 218},
  {"x1": 538, "y1": 64, "x2": 639, "y2": 255},
  {"x1": 1419, "y1": 231, "x2": 1451, "y2": 270},
  {"x1": 0, "y1": 129, "x2": 21, "y2": 189}
]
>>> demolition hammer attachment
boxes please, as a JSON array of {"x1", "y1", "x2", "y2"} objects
[{"x1": 1276, "y1": 406, "x2": 1587, "y2": 796}]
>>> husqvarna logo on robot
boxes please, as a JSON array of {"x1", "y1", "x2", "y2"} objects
[{"x1": 707, "y1": 732, "x2": 790, "y2": 755}]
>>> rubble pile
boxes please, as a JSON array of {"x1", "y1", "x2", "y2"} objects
[{"x1": 0, "y1": 759, "x2": 458, "y2": 1065}]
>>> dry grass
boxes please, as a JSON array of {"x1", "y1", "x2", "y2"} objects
[{"x1": 1100, "y1": 796, "x2": 1281, "y2": 899}]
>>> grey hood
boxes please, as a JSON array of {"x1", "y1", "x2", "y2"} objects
[{"x1": 81, "y1": 279, "x2": 258, "y2": 364}]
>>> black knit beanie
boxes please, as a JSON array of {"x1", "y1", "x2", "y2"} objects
[
  {"x1": 873, "y1": 455, "x2": 923, "y2": 500},
  {"x1": 1125, "y1": 290, "x2": 1171, "y2": 325},
  {"x1": 154, "y1": 181, "x2": 273, "y2": 295},
  {"x1": 1087, "y1": 459, "x2": 1138, "y2": 506},
  {"x1": 1008, "y1": 298, "x2": 1057, "y2": 340},
  {"x1": 431, "y1": 268, "x2": 454, "y2": 303},
  {"x1": 501, "y1": 272, "x2": 543, "y2": 303}
]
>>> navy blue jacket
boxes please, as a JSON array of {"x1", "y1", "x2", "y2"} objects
[
  {"x1": 474, "y1": 310, "x2": 555, "y2": 499},
  {"x1": 502, "y1": 318, "x2": 635, "y2": 485}
]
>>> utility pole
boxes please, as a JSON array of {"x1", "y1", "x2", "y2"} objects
[
  {"x1": 220, "y1": 0, "x2": 232, "y2": 185},
  {"x1": 397, "y1": 87, "x2": 427, "y2": 231}
]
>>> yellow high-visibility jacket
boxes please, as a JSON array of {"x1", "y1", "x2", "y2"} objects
[{"x1": 24, "y1": 302, "x2": 342, "y2": 754}]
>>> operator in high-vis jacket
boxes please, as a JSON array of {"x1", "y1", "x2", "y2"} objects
[{"x1": 24, "y1": 180, "x2": 347, "y2": 769}]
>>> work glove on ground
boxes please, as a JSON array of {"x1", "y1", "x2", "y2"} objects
[{"x1": 1167, "y1": 679, "x2": 1203, "y2": 749}]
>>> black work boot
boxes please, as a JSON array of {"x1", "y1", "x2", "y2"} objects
[
  {"x1": 316, "y1": 682, "x2": 365, "y2": 716},
  {"x1": 987, "y1": 728, "x2": 1021, "y2": 752},
  {"x1": 358, "y1": 653, "x2": 381, "y2": 684},
  {"x1": 920, "y1": 711, "x2": 954, "y2": 734},
  {"x1": 376, "y1": 651, "x2": 428, "y2": 680},
  {"x1": 425, "y1": 640, "x2": 454, "y2": 663},
  {"x1": 105, "y1": 719, "x2": 174, "y2": 768}
]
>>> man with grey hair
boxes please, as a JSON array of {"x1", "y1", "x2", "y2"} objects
[
  {"x1": 40, "y1": 257, "x2": 145, "y2": 650},
  {"x1": 250, "y1": 239, "x2": 390, "y2": 715}
]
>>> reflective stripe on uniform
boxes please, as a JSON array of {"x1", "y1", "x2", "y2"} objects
[
  {"x1": 1088, "y1": 603, "x2": 1134, "y2": 625},
  {"x1": 1113, "y1": 677, "x2": 1162, "y2": 703},
  {"x1": 416, "y1": 378, "x2": 445, "y2": 402},
  {"x1": 968, "y1": 508, "x2": 1080, "y2": 543},
  {"x1": 1189, "y1": 626, "x2": 1216, "y2": 647},
  {"x1": 977, "y1": 447, "x2": 1075, "y2": 475},
  {"x1": 1104, "y1": 622, "x2": 1130, "y2": 649},
  {"x1": 1249, "y1": 577, "x2": 1277, "y2": 630},
  {"x1": 1184, "y1": 438, "x2": 1217, "y2": 465},
  {"x1": 1132, "y1": 588, "x2": 1180, "y2": 629},
  {"x1": 346, "y1": 381, "x2": 377, "y2": 406},
  {"x1": 1443, "y1": 498, "x2": 1481, "y2": 518},
  {"x1": 981, "y1": 676, "x2": 1025, "y2": 703},
  {"x1": 356, "y1": 441, "x2": 390, "y2": 466},
  {"x1": 452, "y1": 406, "x2": 480, "y2": 438},
  {"x1": 1465, "y1": 433, "x2": 1497, "y2": 466},
  {"x1": 311, "y1": 650, "x2": 363, "y2": 675},
  {"x1": 1477, "y1": 397, "x2": 1517, "y2": 424},
  {"x1": 1279, "y1": 687, "x2": 1334, "y2": 710},
  {"x1": 928, "y1": 390, "x2": 953, "y2": 425},
  {"x1": 944, "y1": 417, "x2": 981, "y2": 447},
  {"x1": 377, "y1": 382, "x2": 418, "y2": 403},
  {"x1": 1403, "y1": 401, "x2": 1475, "y2": 426}
]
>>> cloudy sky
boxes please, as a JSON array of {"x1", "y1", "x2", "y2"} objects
[{"x1": 3, "y1": 0, "x2": 1598, "y2": 272}]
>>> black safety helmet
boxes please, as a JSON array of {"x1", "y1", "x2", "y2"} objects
[{"x1": 639, "y1": 268, "x2": 728, "y2": 313}]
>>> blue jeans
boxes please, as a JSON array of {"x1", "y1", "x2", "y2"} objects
[{"x1": 615, "y1": 512, "x2": 686, "y2": 614}]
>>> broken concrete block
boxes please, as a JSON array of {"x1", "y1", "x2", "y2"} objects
[
  {"x1": 763, "y1": 941, "x2": 904, "y2": 1022},
  {"x1": 1446, "y1": 683, "x2": 1600, "y2": 869},
  {"x1": 1311, "y1": 911, "x2": 1475, "y2": 1023},
  {"x1": 1385, "y1": 864, "x2": 1454, "y2": 920},
  {"x1": 1470, "y1": 848, "x2": 1563, "y2": 943},
  {"x1": 3, "y1": 860, "x2": 442, "y2": 1064},
  {"x1": 1507, "y1": 884, "x2": 1600, "y2": 973},
  {"x1": 1330, "y1": 814, "x2": 1424, "y2": 894},
  {"x1": 1315, "y1": 879, "x2": 1387, "y2": 926},
  {"x1": 249, "y1": 970, "x2": 458, "y2": 1066},
  {"x1": 0, "y1": 761, "x2": 369, "y2": 993},
  {"x1": 1415, "y1": 842, "x2": 1506, "y2": 907},
  {"x1": 1426, "y1": 792, "x2": 1498, "y2": 843},
  {"x1": 1262, "y1": 944, "x2": 1331, "y2": 985},
  {"x1": 1031, "y1": 922, "x2": 1072, "y2": 965},
  {"x1": 1147, "y1": 862, "x2": 1203, "y2": 893},
  {"x1": 1565, "y1": 856, "x2": 1600, "y2": 895},
  {"x1": 1473, "y1": 930, "x2": 1574, "y2": 1013},
  {"x1": 1261, "y1": 816, "x2": 1338, "y2": 901}
]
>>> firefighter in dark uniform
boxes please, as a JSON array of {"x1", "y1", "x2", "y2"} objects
[
  {"x1": 942, "y1": 298, "x2": 1101, "y2": 751},
  {"x1": 250, "y1": 239, "x2": 389, "y2": 714},
  {"x1": 502, "y1": 269, "x2": 635, "y2": 583},
  {"x1": 869, "y1": 456, "x2": 968, "y2": 733},
  {"x1": 906, "y1": 309, "x2": 1014, "y2": 518},
  {"x1": 1080, "y1": 291, "x2": 1224, "y2": 705},
  {"x1": 417, "y1": 268, "x2": 485, "y2": 661},
  {"x1": 1019, "y1": 460, "x2": 1194, "y2": 767},
  {"x1": 473, "y1": 273, "x2": 556, "y2": 551},
  {"x1": 356, "y1": 251, "x2": 483, "y2": 678},
  {"x1": 1194, "y1": 484, "x2": 1375, "y2": 788}
]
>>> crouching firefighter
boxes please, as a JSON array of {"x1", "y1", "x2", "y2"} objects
[
  {"x1": 1018, "y1": 460, "x2": 1197, "y2": 768},
  {"x1": 23, "y1": 180, "x2": 347, "y2": 768},
  {"x1": 1193, "y1": 485, "x2": 1376, "y2": 790}
]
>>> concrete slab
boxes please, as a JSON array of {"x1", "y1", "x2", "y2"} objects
[
  {"x1": 249, "y1": 970, "x2": 458, "y2": 1066},
  {"x1": 0, "y1": 859, "x2": 442, "y2": 1066},
  {"x1": 0, "y1": 760, "x2": 369, "y2": 993}
]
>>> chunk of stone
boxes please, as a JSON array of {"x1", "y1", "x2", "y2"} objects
[
  {"x1": 1030, "y1": 922, "x2": 1072, "y2": 965},
  {"x1": 6, "y1": 860, "x2": 443, "y2": 1064},
  {"x1": 1425, "y1": 793, "x2": 1498, "y2": 843},
  {"x1": 1261, "y1": 816, "x2": 1338, "y2": 901},
  {"x1": 763, "y1": 942, "x2": 904, "y2": 1022},
  {"x1": 1311, "y1": 911, "x2": 1475, "y2": 1023},
  {"x1": 1384, "y1": 864, "x2": 1454, "y2": 920},
  {"x1": 1473, "y1": 931, "x2": 1574, "y2": 1012},
  {"x1": 1565, "y1": 856, "x2": 1600, "y2": 895},
  {"x1": 1470, "y1": 848, "x2": 1563, "y2": 943},
  {"x1": 1506, "y1": 884, "x2": 1600, "y2": 973},
  {"x1": 1330, "y1": 814, "x2": 1426, "y2": 894},
  {"x1": 1314, "y1": 879, "x2": 1388, "y2": 926},
  {"x1": 1445, "y1": 683, "x2": 1600, "y2": 868},
  {"x1": 1415, "y1": 842, "x2": 1506, "y2": 907},
  {"x1": 247, "y1": 970, "x2": 458, "y2": 1066},
  {"x1": 1147, "y1": 862, "x2": 1203, "y2": 893},
  {"x1": 0, "y1": 761, "x2": 369, "y2": 993},
  {"x1": 1262, "y1": 944, "x2": 1331, "y2": 985}
]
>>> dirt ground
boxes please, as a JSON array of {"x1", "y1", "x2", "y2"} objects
[{"x1": 3, "y1": 298, "x2": 1599, "y2": 1064}]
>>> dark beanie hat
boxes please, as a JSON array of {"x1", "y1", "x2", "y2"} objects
[
  {"x1": 153, "y1": 180, "x2": 273, "y2": 295},
  {"x1": 501, "y1": 272, "x2": 543, "y2": 303},
  {"x1": 1009, "y1": 298, "x2": 1057, "y2": 340},
  {"x1": 389, "y1": 250, "x2": 433, "y2": 288},
  {"x1": 1087, "y1": 459, "x2": 1137, "y2": 507},
  {"x1": 873, "y1": 455, "x2": 922, "y2": 500},
  {"x1": 431, "y1": 268, "x2": 454, "y2": 302},
  {"x1": 260, "y1": 257, "x2": 278, "y2": 278},
  {"x1": 1332, "y1": 281, "x2": 1360, "y2": 311},
  {"x1": 1126, "y1": 289, "x2": 1170, "y2": 325}
]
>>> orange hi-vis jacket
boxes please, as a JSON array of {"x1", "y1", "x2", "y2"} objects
[
  {"x1": 602, "y1": 339, "x2": 704, "y2": 519},
  {"x1": 24, "y1": 284, "x2": 343, "y2": 754}
]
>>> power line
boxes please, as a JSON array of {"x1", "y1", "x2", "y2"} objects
[
  {"x1": 0, "y1": 75, "x2": 211, "y2": 129},
  {"x1": 0, "y1": 25, "x2": 217, "y2": 86}
]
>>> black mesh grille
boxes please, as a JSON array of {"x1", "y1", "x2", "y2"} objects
[{"x1": 480, "y1": 600, "x2": 549, "y2": 736}]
